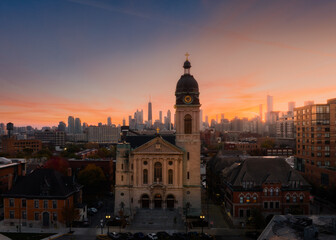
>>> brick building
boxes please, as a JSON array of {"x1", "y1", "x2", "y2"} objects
[
  {"x1": 0, "y1": 158, "x2": 26, "y2": 194},
  {"x1": 2, "y1": 168, "x2": 84, "y2": 228},
  {"x1": 220, "y1": 157, "x2": 310, "y2": 226},
  {"x1": 1, "y1": 137, "x2": 42, "y2": 155},
  {"x1": 294, "y1": 98, "x2": 336, "y2": 187}
]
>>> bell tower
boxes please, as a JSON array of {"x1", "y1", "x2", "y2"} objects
[{"x1": 175, "y1": 54, "x2": 201, "y2": 216}]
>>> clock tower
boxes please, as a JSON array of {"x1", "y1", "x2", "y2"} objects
[{"x1": 175, "y1": 55, "x2": 201, "y2": 216}]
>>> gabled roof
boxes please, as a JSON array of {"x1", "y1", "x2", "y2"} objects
[
  {"x1": 225, "y1": 157, "x2": 310, "y2": 188},
  {"x1": 126, "y1": 134, "x2": 175, "y2": 149},
  {"x1": 3, "y1": 168, "x2": 82, "y2": 199},
  {"x1": 131, "y1": 136, "x2": 183, "y2": 155}
]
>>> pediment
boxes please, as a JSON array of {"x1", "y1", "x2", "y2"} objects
[{"x1": 132, "y1": 136, "x2": 183, "y2": 155}]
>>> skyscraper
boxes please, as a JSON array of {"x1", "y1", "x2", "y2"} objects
[
  {"x1": 159, "y1": 111, "x2": 162, "y2": 124},
  {"x1": 68, "y1": 116, "x2": 75, "y2": 134},
  {"x1": 58, "y1": 121, "x2": 66, "y2": 132},
  {"x1": 266, "y1": 95, "x2": 273, "y2": 123},
  {"x1": 288, "y1": 101, "x2": 296, "y2": 112},
  {"x1": 259, "y1": 104, "x2": 263, "y2": 121},
  {"x1": 75, "y1": 118, "x2": 82, "y2": 133},
  {"x1": 148, "y1": 101, "x2": 152, "y2": 124},
  {"x1": 107, "y1": 116, "x2": 112, "y2": 126},
  {"x1": 167, "y1": 109, "x2": 171, "y2": 130},
  {"x1": 122, "y1": 118, "x2": 126, "y2": 126}
]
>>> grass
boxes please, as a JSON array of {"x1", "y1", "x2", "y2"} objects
[{"x1": 0, "y1": 232, "x2": 56, "y2": 240}]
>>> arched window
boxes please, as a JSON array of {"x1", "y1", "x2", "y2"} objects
[
  {"x1": 143, "y1": 169, "x2": 148, "y2": 184},
  {"x1": 270, "y1": 188, "x2": 273, "y2": 196},
  {"x1": 275, "y1": 188, "x2": 279, "y2": 196},
  {"x1": 240, "y1": 196, "x2": 244, "y2": 203},
  {"x1": 184, "y1": 114, "x2": 192, "y2": 134},
  {"x1": 264, "y1": 188, "x2": 267, "y2": 196},
  {"x1": 154, "y1": 162, "x2": 162, "y2": 182},
  {"x1": 168, "y1": 169, "x2": 173, "y2": 184}
]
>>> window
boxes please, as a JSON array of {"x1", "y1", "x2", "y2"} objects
[
  {"x1": 246, "y1": 209, "x2": 250, "y2": 218},
  {"x1": 240, "y1": 197, "x2": 243, "y2": 203},
  {"x1": 187, "y1": 152, "x2": 190, "y2": 160},
  {"x1": 321, "y1": 173, "x2": 329, "y2": 186},
  {"x1": 168, "y1": 169, "x2": 173, "y2": 184},
  {"x1": 22, "y1": 199, "x2": 26, "y2": 208},
  {"x1": 34, "y1": 212, "x2": 39, "y2": 221},
  {"x1": 270, "y1": 202, "x2": 274, "y2": 209},
  {"x1": 253, "y1": 196, "x2": 257, "y2": 203},
  {"x1": 9, "y1": 211, "x2": 14, "y2": 219},
  {"x1": 264, "y1": 188, "x2": 267, "y2": 196},
  {"x1": 154, "y1": 162, "x2": 162, "y2": 182},
  {"x1": 34, "y1": 200, "x2": 39, "y2": 208},
  {"x1": 52, "y1": 213, "x2": 57, "y2": 222},
  {"x1": 143, "y1": 169, "x2": 148, "y2": 184},
  {"x1": 276, "y1": 202, "x2": 279, "y2": 209},
  {"x1": 275, "y1": 188, "x2": 279, "y2": 196},
  {"x1": 286, "y1": 196, "x2": 290, "y2": 203},
  {"x1": 131, "y1": 164, "x2": 133, "y2": 170},
  {"x1": 184, "y1": 114, "x2": 192, "y2": 134},
  {"x1": 121, "y1": 175, "x2": 123, "y2": 181},
  {"x1": 121, "y1": 164, "x2": 123, "y2": 170},
  {"x1": 270, "y1": 189, "x2": 273, "y2": 196},
  {"x1": 246, "y1": 196, "x2": 250, "y2": 203},
  {"x1": 264, "y1": 202, "x2": 268, "y2": 209},
  {"x1": 9, "y1": 199, "x2": 14, "y2": 207},
  {"x1": 52, "y1": 200, "x2": 57, "y2": 209},
  {"x1": 43, "y1": 200, "x2": 48, "y2": 209},
  {"x1": 22, "y1": 211, "x2": 26, "y2": 220},
  {"x1": 187, "y1": 172, "x2": 190, "y2": 180},
  {"x1": 293, "y1": 196, "x2": 297, "y2": 203},
  {"x1": 300, "y1": 195, "x2": 304, "y2": 203},
  {"x1": 239, "y1": 209, "x2": 244, "y2": 218}
]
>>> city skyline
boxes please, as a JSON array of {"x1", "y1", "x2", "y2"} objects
[{"x1": 1, "y1": 0, "x2": 336, "y2": 127}]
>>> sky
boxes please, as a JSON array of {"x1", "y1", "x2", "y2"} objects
[{"x1": 1, "y1": 0, "x2": 336, "y2": 127}]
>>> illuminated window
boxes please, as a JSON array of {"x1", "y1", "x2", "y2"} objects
[
  {"x1": 240, "y1": 197, "x2": 243, "y2": 204},
  {"x1": 246, "y1": 197, "x2": 250, "y2": 203}
]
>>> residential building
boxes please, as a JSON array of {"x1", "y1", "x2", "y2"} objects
[
  {"x1": 276, "y1": 112, "x2": 295, "y2": 139},
  {"x1": 0, "y1": 158, "x2": 26, "y2": 194},
  {"x1": 2, "y1": 168, "x2": 84, "y2": 228},
  {"x1": 1, "y1": 136, "x2": 42, "y2": 154},
  {"x1": 294, "y1": 98, "x2": 336, "y2": 187},
  {"x1": 87, "y1": 126, "x2": 120, "y2": 143},
  {"x1": 220, "y1": 157, "x2": 310, "y2": 226},
  {"x1": 34, "y1": 130, "x2": 65, "y2": 147}
]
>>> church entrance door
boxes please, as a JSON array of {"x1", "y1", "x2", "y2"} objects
[
  {"x1": 166, "y1": 195, "x2": 175, "y2": 209},
  {"x1": 154, "y1": 194, "x2": 162, "y2": 208},
  {"x1": 141, "y1": 194, "x2": 150, "y2": 208}
]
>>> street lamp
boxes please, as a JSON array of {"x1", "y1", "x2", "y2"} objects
[
  {"x1": 106, "y1": 215, "x2": 111, "y2": 234},
  {"x1": 200, "y1": 215, "x2": 205, "y2": 234}
]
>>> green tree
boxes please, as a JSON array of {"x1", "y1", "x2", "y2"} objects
[
  {"x1": 261, "y1": 139, "x2": 275, "y2": 149},
  {"x1": 61, "y1": 204, "x2": 79, "y2": 232}
]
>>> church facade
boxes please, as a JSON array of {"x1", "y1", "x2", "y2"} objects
[{"x1": 114, "y1": 57, "x2": 201, "y2": 217}]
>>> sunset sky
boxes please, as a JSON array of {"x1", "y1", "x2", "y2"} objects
[{"x1": 1, "y1": 0, "x2": 336, "y2": 127}]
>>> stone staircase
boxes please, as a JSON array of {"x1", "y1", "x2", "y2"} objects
[{"x1": 128, "y1": 209, "x2": 185, "y2": 230}]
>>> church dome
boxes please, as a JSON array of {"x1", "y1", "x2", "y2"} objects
[{"x1": 175, "y1": 60, "x2": 199, "y2": 94}]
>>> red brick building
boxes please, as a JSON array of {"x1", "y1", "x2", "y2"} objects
[
  {"x1": 220, "y1": 157, "x2": 311, "y2": 226},
  {"x1": 0, "y1": 158, "x2": 26, "y2": 194},
  {"x1": 2, "y1": 168, "x2": 84, "y2": 228},
  {"x1": 1, "y1": 137, "x2": 42, "y2": 155}
]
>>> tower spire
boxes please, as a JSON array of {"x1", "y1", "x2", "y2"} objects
[{"x1": 185, "y1": 52, "x2": 190, "y2": 60}]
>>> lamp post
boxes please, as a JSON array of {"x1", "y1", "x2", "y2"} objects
[
  {"x1": 106, "y1": 215, "x2": 111, "y2": 234},
  {"x1": 200, "y1": 215, "x2": 205, "y2": 234}
]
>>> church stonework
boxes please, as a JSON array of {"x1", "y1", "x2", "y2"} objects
[{"x1": 114, "y1": 57, "x2": 201, "y2": 217}]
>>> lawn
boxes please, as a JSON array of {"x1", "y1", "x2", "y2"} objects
[{"x1": 0, "y1": 232, "x2": 56, "y2": 240}]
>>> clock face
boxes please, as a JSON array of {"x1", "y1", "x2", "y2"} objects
[{"x1": 184, "y1": 95, "x2": 193, "y2": 104}]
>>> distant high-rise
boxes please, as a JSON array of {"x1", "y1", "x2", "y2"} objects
[
  {"x1": 216, "y1": 114, "x2": 218, "y2": 124},
  {"x1": 167, "y1": 110, "x2": 171, "y2": 130},
  {"x1": 266, "y1": 95, "x2": 273, "y2": 123},
  {"x1": 304, "y1": 100, "x2": 314, "y2": 106},
  {"x1": 159, "y1": 111, "x2": 162, "y2": 124},
  {"x1": 107, "y1": 116, "x2": 112, "y2": 126},
  {"x1": 221, "y1": 114, "x2": 224, "y2": 121},
  {"x1": 75, "y1": 118, "x2": 82, "y2": 133},
  {"x1": 68, "y1": 116, "x2": 75, "y2": 134},
  {"x1": 259, "y1": 104, "x2": 263, "y2": 121},
  {"x1": 288, "y1": 101, "x2": 296, "y2": 112},
  {"x1": 6, "y1": 122, "x2": 14, "y2": 138},
  {"x1": 148, "y1": 101, "x2": 152, "y2": 124},
  {"x1": 122, "y1": 118, "x2": 126, "y2": 126},
  {"x1": 200, "y1": 109, "x2": 203, "y2": 128},
  {"x1": 205, "y1": 115, "x2": 209, "y2": 127},
  {"x1": 58, "y1": 121, "x2": 66, "y2": 132}
]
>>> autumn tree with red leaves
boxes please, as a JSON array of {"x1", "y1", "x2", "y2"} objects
[{"x1": 44, "y1": 156, "x2": 70, "y2": 175}]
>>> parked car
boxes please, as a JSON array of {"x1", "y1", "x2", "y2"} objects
[
  {"x1": 120, "y1": 232, "x2": 133, "y2": 240},
  {"x1": 133, "y1": 232, "x2": 145, "y2": 239},
  {"x1": 147, "y1": 233, "x2": 158, "y2": 240},
  {"x1": 156, "y1": 231, "x2": 170, "y2": 240},
  {"x1": 172, "y1": 233, "x2": 186, "y2": 240},
  {"x1": 108, "y1": 232, "x2": 120, "y2": 239}
]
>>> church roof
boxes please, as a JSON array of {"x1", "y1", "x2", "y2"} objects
[{"x1": 126, "y1": 134, "x2": 175, "y2": 149}]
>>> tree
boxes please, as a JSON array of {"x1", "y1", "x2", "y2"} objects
[
  {"x1": 260, "y1": 139, "x2": 275, "y2": 149},
  {"x1": 77, "y1": 164, "x2": 107, "y2": 201},
  {"x1": 61, "y1": 204, "x2": 79, "y2": 232},
  {"x1": 44, "y1": 156, "x2": 70, "y2": 175}
]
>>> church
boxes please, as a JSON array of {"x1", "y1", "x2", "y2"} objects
[{"x1": 114, "y1": 56, "x2": 201, "y2": 218}]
